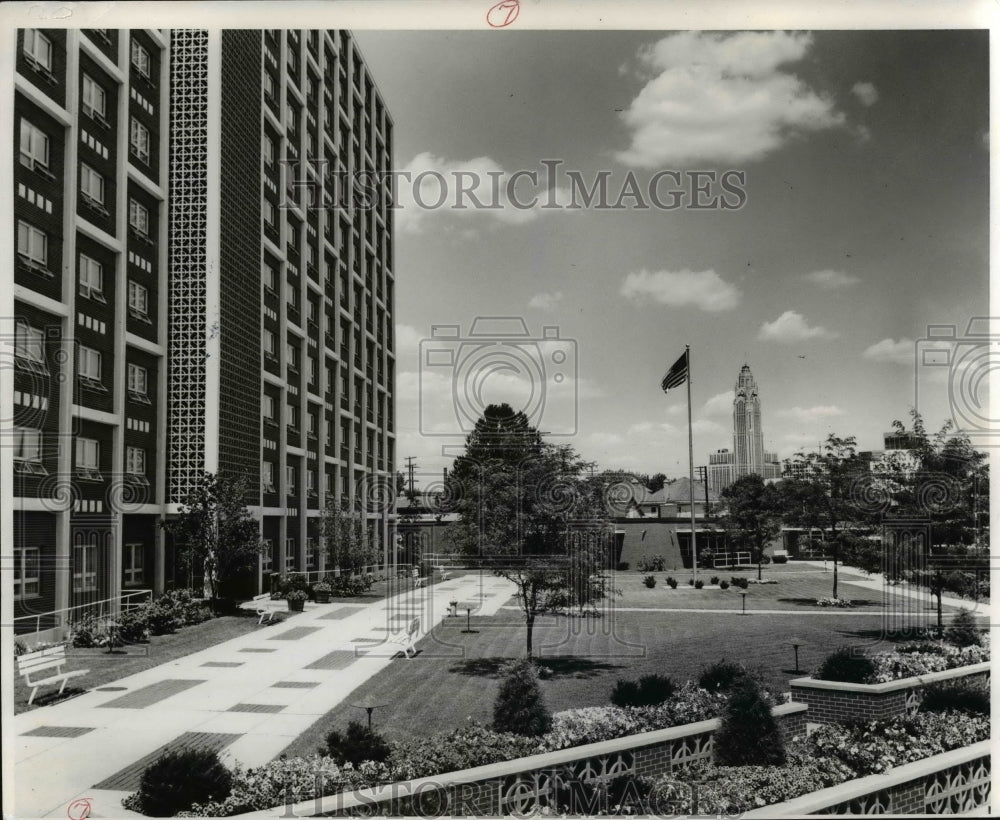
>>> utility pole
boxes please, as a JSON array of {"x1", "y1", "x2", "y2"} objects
[
  {"x1": 697, "y1": 465, "x2": 711, "y2": 516},
  {"x1": 404, "y1": 456, "x2": 417, "y2": 496}
]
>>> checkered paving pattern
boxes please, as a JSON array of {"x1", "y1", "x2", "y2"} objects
[
  {"x1": 92, "y1": 732, "x2": 241, "y2": 791},
  {"x1": 97, "y1": 679, "x2": 205, "y2": 709},
  {"x1": 227, "y1": 703, "x2": 285, "y2": 713},
  {"x1": 21, "y1": 726, "x2": 94, "y2": 738},
  {"x1": 267, "y1": 626, "x2": 323, "y2": 641},
  {"x1": 305, "y1": 650, "x2": 357, "y2": 670}
]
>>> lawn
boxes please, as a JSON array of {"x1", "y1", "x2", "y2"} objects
[
  {"x1": 277, "y1": 600, "x2": 890, "y2": 758},
  {"x1": 14, "y1": 613, "x2": 262, "y2": 714}
]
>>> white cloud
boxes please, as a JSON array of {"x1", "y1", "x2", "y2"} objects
[
  {"x1": 804, "y1": 269, "x2": 860, "y2": 289},
  {"x1": 779, "y1": 405, "x2": 845, "y2": 422},
  {"x1": 851, "y1": 81, "x2": 879, "y2": 107},
  {"x1": 702, "y1": 391, "x2": 733, "y2": 417},
  {"x1": 759, "y1": 310, "x2": 837, "y2": 342},
  {"x1": 620, "y1": 269, "x2": 741, "y2": 312},
  {"x1": 616, "y1": 31, "x2": 846, "y2": 167},
  {"x1": 396, "y1": 152, "x2": 573, "y2": 234},
  {"x1": 394, "y1": 324, "x2": 424, "y2": 359},
  {"x1": 528, "y1": 291, "x2": 564, "y2": 312},
  {"x1": 863, "y1": 337, "x2": 914, "y2": 366}
]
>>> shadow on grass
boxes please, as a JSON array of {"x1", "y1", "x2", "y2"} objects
[{"x1": 449, "y1": 656, "x2": 624, "y2": 679}]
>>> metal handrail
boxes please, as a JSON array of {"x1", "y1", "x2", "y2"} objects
[{"x1": 12, "y1": 588, "x2": 154, "y2": 637}]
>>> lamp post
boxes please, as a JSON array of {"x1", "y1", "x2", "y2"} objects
[
  {"x1": 739, "y1": 591, "x2": 748, "y2": 616},
  {"x1": 788, "y1": 637, "x2": 804, "y2": 673},
  {"x1": 350, "y1": 696, "x2": 389, "y2": 729},
  {"x1": 461, "y1": 606, "x2": 478, "y2": 634}
]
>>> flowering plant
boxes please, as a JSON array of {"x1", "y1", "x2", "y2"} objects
[{"x1": 815, "y1": 596, "x2": 853, "y2": 607}]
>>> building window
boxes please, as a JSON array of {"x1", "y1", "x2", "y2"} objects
[
  {"x1": 14, "y1": 546, "x2": 41, "y2": 600},
  {"x1": 306, "y1": 537, "x2": 317, "y2": 570},
  {"x1": 307, "y1": 408, "x2": 317, "y2": 436},
  {"x1": 128, "y1": 281, "x2": 149, "y2": 319},
  {"x1": 285, "y1": 540, "x2": 295, "y2": 571},
  {"x1": 78, "y1": 253, "x2": 104, "y2": 301},
  {"x1": 80, "y1": 163, "x2": 105, "y2": 207},
  {"x1": 288, "y1": 403, "x2": 299, "y2": 430},
  {"x1": 23, "y1": 29, "x2": 53, "y2": 71},
  {"x1": 307, "y1": 469, "x2": 316, "y2": 496},
  {"x1": 126, "y1": 445, "x2": 145, "y2": 475},
  {"x1": 263, "y1": 71, "x2": 275, "y2": 100},
  {"x1": 123, "y1": 543, "x2": 144, "y2": 586},
  {"x1": 263, "y1": 328, "x2": 276, "y2": 358},
  {"x1": 263, "y1": 199, "x2": 274, "y2": 226},
  {"x1": 129, "y1": 198, "x2": 150, "y2": 237},
  {"x1": 130, "y1": 39, "x2": 151, "y2": 77},
  {"x1": 78, "y1": 345, "x2": 101, "y2": 381},
  {"x1": 263, "y1": 393, "x2": 275, "y2": 421},
  {"x1": 76, "y1": 437, "x2": 101, "y2": 480},
  {"x1": 13, "y1": 427, "x2": 46, "y2": 475},
  {"x1": 73, "y1": 537, "x2": 99, "y2": 592},
  {"x1": 307, "y1": 355, "x2": 316, "y2": 385},
  {"x1": 127, "y1": 363, "x2": 148, "y2": 396},
  {"x1": 262, "y1": 538, "x2": 274, "y2": 573},
  {"x1": 19, "y1": 119, "x2": 49, "y2": 171},
  {"x1": 129, "y1": 117, "x2": 150, "y2": 163},
  {"x1": 82, "y1": 73, "x2": 107, "y2": 120},
  {"x1": 14, "y1": 323, "x2": 45, "y2": 363},
  {"x1": 263, "y1": 134, "x2": 274, "y2": 167},
  {"x1": 307, "y1": 299, "x2": 318, "y2": 324},
  {"x1": 287, "y1": 342, "x2": 298, "y2": 371},
  {"x1": 286, "y1": 465, "x2": 296, "y2": 489},
  {"x1": 262, "y1": 461, "x2": 275, "y2": 493},
  {"x1": 262, "y1": 262, "x2": 276, "y2": 291},
  {"x1": 287, "y1": 282, "x2": 299, "y2": 309},
  {"x1": 17, "y1": 220, "x2": 48, "y2": 268}
]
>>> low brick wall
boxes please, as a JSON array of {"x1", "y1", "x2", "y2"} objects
[
  {"x1": 741, "y1": 740, "x2": 991, "y2": 816},
  {"x1": 789, "y1": 662, "x2": 990, "y2": 726},
  {"x1": 233, "y1": 703, "x2": 808, "y2": 818}
]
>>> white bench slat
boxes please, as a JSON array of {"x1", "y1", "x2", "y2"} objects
[{"x1": 18, "y1": 646, "x2": 89, "y2": 706}]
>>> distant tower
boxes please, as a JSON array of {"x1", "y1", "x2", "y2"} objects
[
  {"x1": 708, "y1": 364, "x2": 780, "y2": 493},
  {"x1": 733, "y1": 364, "x2": 765, "y2": 479}
]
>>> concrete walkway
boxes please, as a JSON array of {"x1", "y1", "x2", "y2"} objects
[{"x1": 13, "y1": 573, "x2": 516, "y2": 819}]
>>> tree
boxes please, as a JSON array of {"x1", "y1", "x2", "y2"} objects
[
  {"x1": 777, "y1": 435, "x2": 864, "y2": 599},
  {"x1": 493, "y1": 659, "x2": 552, "y2": 736},
  {"x1": 319, "y1": 499, "x2": 379, "y2": 576},
  {"x1": 713, "y1": 677, "x2": 785, "y2": 766},
  {"x1": 643, "y1": 472, "x2": 667, "y2": 494},
  {"x1": 164, "y1": 472, "x2": 263, "y2": 603},
  {"x1": 720, "y1": 474, "x2": 782, "y2": 580},
  {"x1": 443, "y1": 404, "x2": 616, "y2": 657}
]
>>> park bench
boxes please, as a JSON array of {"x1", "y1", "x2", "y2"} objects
[
  {"x1": 388, "y1": 616, "x2": 420, "y2": 659},
  {"x1": 411, "y1": 567, "x2": 427, "y2": 588},
  {"x1": 18, "y1": 645, "x2": 89, "y2": 706},
  {"x1": 241, "y1": 593, "x2": 282, "y2": 625},
  {"x1": 434, "y1": 565, "x2": 452, "y2": 582}
]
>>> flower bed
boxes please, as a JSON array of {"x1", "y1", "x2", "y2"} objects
[
  {"x1": 869, "y1": 640, "x2": 989, "y2": 683},
  {"x1": 815, "y1": 596, "x2": 853, "y2": 607}
]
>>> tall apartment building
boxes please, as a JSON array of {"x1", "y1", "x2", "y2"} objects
[
  {"x1": 11, "y1": 28, "x2": 395, "y2": 635},
  {"x1": 707, "y1": 364, "x2": 780, "y2": 493}
]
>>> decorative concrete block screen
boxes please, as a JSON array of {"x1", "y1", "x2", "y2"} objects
[
  {"x1": 741, "y1": 741, "x2": 990, "y2": 816},
  {"x1": 789, "y1": 662, "x2": 990, "y2": 726},
  {"x1": 235, "y1": 703, "x2": 806, "y2": 818}
]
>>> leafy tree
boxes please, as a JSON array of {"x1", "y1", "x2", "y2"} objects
[
  {"x1": 164, "y1": 472, "x2": 263, "y2": 603},
  {"x1": 643, "y1": 472, "x2": 667, "y2": 494},
  {"x1": 319, "y1": 500, "x2": 379, "y2": 576},
  {"x1": 720, "y1": 474, "x2": 782, "y2": 580},
  {"x1": 777, "y1": 435, "x2": 865, "y2": 599},
  {"x1": 493, "y1": 659, "x2": 552, "y2": 736},
  {"x1": 443, "y1": 404, "x2": 616, "y2": 657}
]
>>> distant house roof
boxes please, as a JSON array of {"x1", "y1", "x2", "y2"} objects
[{"x1": 631, "y1": 478, "x2": 720, "y2": 505}]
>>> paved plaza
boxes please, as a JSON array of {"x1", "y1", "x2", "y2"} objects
[{"x1": 12, "y1": 574, "x2": 516, "y2": 819}]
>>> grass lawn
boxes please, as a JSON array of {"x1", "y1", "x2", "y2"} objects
[
  {"x1": 277, "y1": 600, "x2": 890, "y2": 758},
  {"x1": 14, "y1": 613, "x2": 262, "y2": 714}
]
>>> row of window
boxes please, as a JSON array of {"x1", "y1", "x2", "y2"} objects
[
  {"x1": 22, "y1": 28, "x2": 153, "y2": 79},
  {"x1": 13, "y1": 428, "x2": 146, "y2": 478},
  {"x1": 12, "y1": 541, "x2": 146, "y2": 601},
  {"x1": 260, "y1": 538, "x2": 321, "y2": 574}
]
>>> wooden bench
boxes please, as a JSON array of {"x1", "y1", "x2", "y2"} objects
[
  {"x1": 411, "y1": 567, "x2": 428, "y2": 589},
  {"x1": 18, "y1": 646, "x2": 89, "y2": 706},
  {"x1": 387, "y1": 617, "x2": 420, "y2": 659},
  {"x1": 434, "y1": 565, "x2": 452, "y2": 582},
  {"x1": 241, "y1": 593, "x2": 282, "y2": 625}
]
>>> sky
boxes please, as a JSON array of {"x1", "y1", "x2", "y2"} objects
[{"x1": 353, "y1": 28, "x2": 990, "y2": 486}]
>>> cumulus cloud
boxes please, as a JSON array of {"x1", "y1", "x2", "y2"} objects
[
  {"x1": 702, "y1": 391, "x2": 733, "y2": 417},
  {"x1": 528, "y1": 291, "x2": 564, "y2": 312},
  {"x1": 620, "y1": 269, "x2": 741, "y2": 312},
  {"x1": 396, "y1": 152, "x2": 573, "y2": 234},
  {"x1": 851, "y1": 81, "x2": 879, "y2": 107},
  {"x1": 394, "y1": 324, "x2": 424, "y2": 358},
  {"x1": 779, "y1": 405, "x2": 845, "y2": 422},
  {"x1": 759, "y1": 310, "x2": 837, "y2": 342},
  {"x1": 804, "y1": 269, "x2": 860, "y2": 289},
  {"x1": 616, "y1": 31, "x2": 846, "y2": 167},
  {"x1": 863, "y1": 337, "x2": 914, "y2": 366}
]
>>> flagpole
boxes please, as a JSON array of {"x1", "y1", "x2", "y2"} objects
[{"x1": 686, "y1": 345, "x2": 697, "y2": 583}]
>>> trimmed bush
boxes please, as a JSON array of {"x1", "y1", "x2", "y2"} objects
[
  {"x1": 610, "y1": 674, "x2": 676, "y2": 708},
  {"x1": 325, "y1": 720, "x2": 391, "y2": 767},
  {"x1": 694, "y1": 580, "x2": 704, "y2": 590},
  {"x1": 493, "y1": 659, "x2": 552, "y2": 737},
  {"x1": 643, "y1": 575, "x2": 657, "y2": 588},
  {"x1": 719, "y1": 580, "x2": 730, "y2": 590},
  {"x1": 698, "y1": 660, "x2": 749, "y2": 693},
  {"x1": 131, "y1": 748, "x2": 232, "y2": 816},
  {"x1": 946, "y1": 607, "x2": 982, "y2": 648},
  {"x1": 709, "y1": 576, "x2": 719, "y2": 586},
  {"x1": 666, "y1": 577, "x2": 678, "y2": 589},
  {"x1": 814, "y1": 646, "x2": 876, "y2": 683},
  {"x1": 919, "y1": 681, "x2": 990, "y2": 716},
  {"x1": 730, "y1": 576, "x2": 749, "y2": 589},
  {"x1": 616, "y1": 562, "x2": 630, "y2": 571},
  {"x1": 388, "y1": 721, "x2": 538, "y2": 781},
  {"x1": 713, "y1": 678, "x2": 785, "y2": 766}
]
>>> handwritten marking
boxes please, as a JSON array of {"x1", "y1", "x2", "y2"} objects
[
  {"x1": 67, "y1": 798, "x2": 92, "y2": 820},
  {"x1": 487, "y1": 0, "x2": 520, "y2": 28}
]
